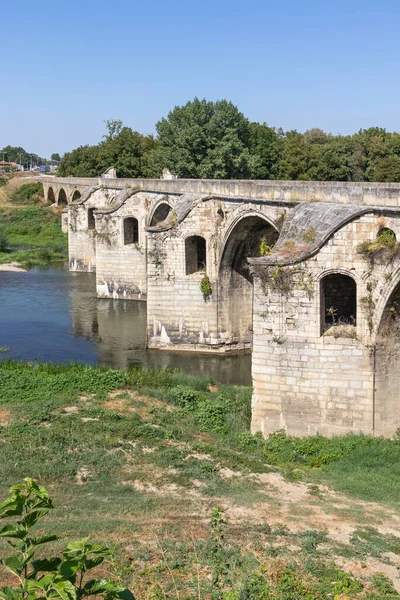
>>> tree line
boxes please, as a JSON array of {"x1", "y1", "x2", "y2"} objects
[
  {"x1": 0, "y1": 146, "x2": 61, "y2": 168},
  {"x1": 58, "y1": 98, "x2": 400, "y2": 182}
]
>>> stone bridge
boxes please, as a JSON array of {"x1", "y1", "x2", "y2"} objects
[{"x1": 40, "y1": 175, "x2": 400, "y2": 438}]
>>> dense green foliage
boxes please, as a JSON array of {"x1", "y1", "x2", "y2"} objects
[
  {"x1": 150, "y1": 98, "x2": 256, "y2": 178},
  {"x1": 8, "y1": 183, "x2": 44, "y2": 205},
  {"x1": 58, "y1": 100, "x2": 400, "y2": 181},
  {"x1": 58, "y1": 120, "x2": 156, "y2": 178},
  {"x1": 0, "y1": 362, "x2": 400, "y2": 597},
  {"x1": 0, "y1": 206, "x2": 67, "y2": 250},
  {"x1": 0, "y1": 478, "x2": 134, "y2": 599}
]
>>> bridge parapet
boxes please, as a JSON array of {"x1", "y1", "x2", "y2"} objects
[{"x1": 40, "y1": 176, "x2": 400, "y2": 207}]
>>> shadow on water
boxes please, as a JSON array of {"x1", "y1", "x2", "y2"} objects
[{"x1": 0, "y1": 262, "x2": 251, "y2": 385}]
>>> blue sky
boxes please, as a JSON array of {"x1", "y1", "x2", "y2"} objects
[{"x1": 2, "y1": 0, "x2": 399, "y2": 157}]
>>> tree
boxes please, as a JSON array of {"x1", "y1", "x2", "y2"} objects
[
  {"x1": 372, "y1": 155, "x2": 400, "y2": 182},
  {"x1": 58, "y1": 122, "x2": 156, "y2": 178},
  {"x1": 149, "y1": 97, "x2": 255, "y2": 179},
  {"x1": 58, "y1": 145, "x2": 101, "y2": 177},
  {"x1": 103, "y1": 119, "x2": 124, "y2": 142},
  {"x1": 248, "y1": 122, "x2": 282, "y2": 179},
  {"x1": 98, "y1": 127, "x2": 157, "y2": 178},
  {"x1": 51, "y1": 153, "x2": 61, "y2": 162}
]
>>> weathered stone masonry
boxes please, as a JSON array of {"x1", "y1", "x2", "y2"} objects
[
  {"x1": 250, "y1": 204, "x2": 400, "y2": 437},
  {"x1": 41, "y1": 175, "x2": 400, "y2": 437}
]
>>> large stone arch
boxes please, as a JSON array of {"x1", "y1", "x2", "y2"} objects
[
  {"x1": 58, "y1": 188, "x2": 67, "y2": 206},
  {"x1": 218, "y1": 212, "x2": 279, "y2": 345},
  {"x1": 374, "y1": 275, "x2": 400, "y2": 435},
  {"x1": 47, "y1": 186, "x2": 56, "y2": 203},
  {"x1": 71, "y1": 190, "x2": 81, "y2": 202}
]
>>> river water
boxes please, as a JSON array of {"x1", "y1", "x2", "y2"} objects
[{"x1": 0, "y1": 263, "x2": 251, "y2": 385}]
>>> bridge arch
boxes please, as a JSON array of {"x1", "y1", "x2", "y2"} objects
[
  {"x1": 47, "y1": 187, "x2": 55, "y2": 203},
  {"x1": 58, "y1": 188, "x2": 67, "y2": 206},
  {"x1": 218, "y1": 212, "x2": 279, "y2": 345},
  {"x1": 149, "y1": 201, "x2": 172, "y2": 227},
  {"x1": 72, "y1": 190, "x2": 81, "y2": 203},
  {"x1": 374, "y1": 277, "x2": 400, "y2": 434}
]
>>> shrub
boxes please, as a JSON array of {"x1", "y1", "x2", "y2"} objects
[
  {"x1": 0, "y1": 230, "x2": 8, "y2": 252},
  {"x1": 200, "y1": 273, "x2": 212, "y2": 300},
  {"x1": 0, "y1": 478, "x2": 134, "y2": 599},
  {"x1": 9, "y1": 182, "x2": 44, "y2": 205},
  {"x1": 167, "y1": 385, "x2": 203, "y2": 409}
]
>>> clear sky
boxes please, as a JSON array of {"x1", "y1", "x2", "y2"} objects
[{"x1": 2, "y1": 0, "x2": 399, "y2": 157}]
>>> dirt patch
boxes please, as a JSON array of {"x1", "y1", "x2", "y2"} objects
[
  {"x1": 75, "y1": 467, "x2": 91, "y2": 485},
  {"x1": 0, "y1": 410, "x2": 10, "y2": 426}
]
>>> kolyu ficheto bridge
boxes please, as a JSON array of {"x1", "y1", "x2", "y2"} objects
[{"x1": 41, "y1": 174, "x2": 400, "y2": 438}]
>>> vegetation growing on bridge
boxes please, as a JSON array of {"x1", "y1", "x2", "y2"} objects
[
  {"x1": 58, "y1": 101, "x2": 400, "y2": 183},
  {"x1": 1, "y1": 361, "x2": 400, "y2": 597}
]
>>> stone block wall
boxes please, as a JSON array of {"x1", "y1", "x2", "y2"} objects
[
  {"x1": 251, "y1": 213, "x2": 400, "y2": 437},
  {"x1": 147, "y1": 198, "x2": 282, "y2": 352},
  {"x1": 68, "y1": 188, "x2": 117, "y2": 272},
  {"x1": 94, "y1": 192, "x2": 154, "y2": 300}
]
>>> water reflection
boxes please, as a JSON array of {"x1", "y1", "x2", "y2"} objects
[{"x1": 0, "y1": 263, "x2": 251, "y2": 385}]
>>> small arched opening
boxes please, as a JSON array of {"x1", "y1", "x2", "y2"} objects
[
  {"x1": 87, "y1": 208, "x2": 96, "y2": 230},
  {"x1": 377, "y1": 227, "x2": 396, "y2": 242},
  {"x1": 218, "y1": 215, "x2": 279, "y2": 344},
  {"x1": 58, "y1": 188, "x2": 67, "y2": 205},
  {"x1": 150, "y1": 203, "x2": 172, "y2": 226},
  {"x1": 185, "y1": 236, "x2": 206, "y2": 275},
  {"x1": 47, "y1": 187, "x2": 55, "y2": 203},
  {"x1": 124, "y1": 217, "x2": 139, "y2": 245},
  {"x1": 320, "y1": 273, "x2": 356, "y2": 334},
  {"x1": 72, "y1": 190, "x2": 81, "y2": 202}
]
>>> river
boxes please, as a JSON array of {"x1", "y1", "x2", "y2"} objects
[{"x1": 0, "y1": 263, "x2": 251, "y2": 385}]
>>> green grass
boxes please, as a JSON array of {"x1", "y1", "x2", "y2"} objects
[
  {"x1": 0, "y1": 205, "x2": 67, "y2": 250},
  {"x1": 0, "y1": 248, "x2": 66, "y2": 266},
  {"x1": 1, "y1": 361, "x2": 400, "y2": 597}
]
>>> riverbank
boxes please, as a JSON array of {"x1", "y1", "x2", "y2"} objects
[
  {"x1": 1, "y1": 360, "x2": 400, "y2": 598},
  {"x1": 0, "y1": 262, "x2": 26, "y2": 271},
  {"x1": 0, "y1": 178, "x2": 67, "y2": 268}
]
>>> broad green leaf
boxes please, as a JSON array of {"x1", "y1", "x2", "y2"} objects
[
  {"x1": 83, "y1": 543, "x2": 109, "y2": 555},
  {"x1": 47, "y1": 580, "x2": 76, "y2": 600},
  {"x1": 22, "y1": 509, "x2": 49, "y2": 528},
  {"x1": 84, "y1": 556, "x2": 104, "y2": 570},
  {"x1": 0, "y1": 524, "x2": 26, "y2": 539},
  {"x1": 63, "y1": 539, "x2": 88, "y2": 558},
  {"x1": 32, "y1": 557, "x2": 62, "y2": 573},
  {"x1": 0, "y1": 586, "x2": 24, "y2": 600},
  {"x1": 31, "y1": 533, "x2": 60, "y2": 547},
  {"x1": 59, "y1": 559, "x2": 81, "y2": 580},
  {"x1": 82, "y1": 579, "x2": 135, "y2": 599},
  {"x1": 1, "y1": 555, "x2": 23, "y2": 576}
]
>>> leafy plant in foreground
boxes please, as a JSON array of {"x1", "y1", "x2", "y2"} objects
[{"x1": 0, "y1": 478, "x2": 134, "y2": 599}]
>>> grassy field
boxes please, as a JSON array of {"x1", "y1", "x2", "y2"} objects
[
  {"x1": 1, "y1": 361, "x2": 400, "y2": 598},
  {"x1": 0, "y1": 177, "x2": 67, "y2": 266}
]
